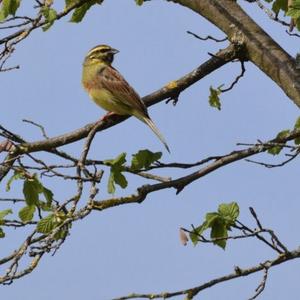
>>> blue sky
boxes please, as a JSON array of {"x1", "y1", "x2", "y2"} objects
[{"x1": 1, "y1": 1, "x2": 300, "y2": 299}]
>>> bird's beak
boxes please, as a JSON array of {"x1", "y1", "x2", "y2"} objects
[{"x1": 110, "y1": 48, "x2": 119, "y2": 55}]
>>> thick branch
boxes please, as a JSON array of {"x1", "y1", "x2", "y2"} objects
[{"x1": 168, "y1": 0, "x2": 300, "y2": 107}]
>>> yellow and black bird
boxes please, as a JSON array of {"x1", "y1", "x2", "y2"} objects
[{"x1": 81, "y1": 44, "x2": 170, "y2": 153}]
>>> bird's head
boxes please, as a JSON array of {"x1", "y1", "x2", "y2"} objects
[{"x1": 84, "y1": 44, "x2": 119, "y2": 65}]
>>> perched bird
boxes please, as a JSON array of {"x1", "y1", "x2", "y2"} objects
[{"x1": 81, "y1": 44, "x2": 170, "y2": 153}]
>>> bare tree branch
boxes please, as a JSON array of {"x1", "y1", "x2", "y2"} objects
[
  {"x1": 91, "y1": 128, "x2": 300, "y2": 211},
  {"x1": 113, "y1": 248, "x2": 300, "y2": 299}
]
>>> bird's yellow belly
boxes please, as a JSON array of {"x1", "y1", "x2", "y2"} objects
[{"x1": 89, "y1": 89, "x2": 130, "y2": 115}]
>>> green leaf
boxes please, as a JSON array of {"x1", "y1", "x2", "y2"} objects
[
  {"x1": 107, "y1": 166, "x2": 128, "y2": 194},
  {"x1": 41, "y1": 7, "x2": 57, "y2": 31},
  {"x1": 287, "y1": 7, "x2": 300, "y2": 19},
  {"x1": 287, "y1": 0, "x2": 300, "y2": 18},
  {"x1": 107, "y1": 172, "x2": 116, "y2": 194},
  {"x1": 294, "y1": 136, "x2": 300, "y2": 145},
  {"x1": 0, "y1": 209, "x2": 13, "y2": 219},
  {"x1": 267, "y1": 146, "x2": 282, "y2": 155},
  {"x1": 189, "y1": 221, "x2": 209, "y2": 246},
  {"x1": 70, "y1": 0, "x2": 102, "y2": 23},
  {"x1": 42, "y1": 187, "x2": 53, "y2": 206},
  {"x1": 105, "y1": 152, "x2": 127, "y2": 166},
  {"x1": 18, "y1": 205, "x2": 35, "y2": 222},
  {"x1": 190, "y1": 213, "x2": 221, "y2": 246},
  {"x1": 211, "y1": 219, "x2": 228, "y2": 249},
  {"x1": 267, "y1": 129, "x2": 290, "y2": 155},
  {"x1": 135, "y1": 0, "x2": 144, "y2": 5},
  {"x1": 54, "y1": 224, "x2": 70, "y2": 240},
  {"x1": 113, "y1": 170, "x2": 128, "y2": 189},
  {"x1": 37, "y1": 213, "x2": 68, "y2": 239},
  {"x1": 113, "y1": 152, "x2": 127, "y2": 165},
  {"x1": 0, "y1": 0, "x2": 21, "y2": 21},
  {"x1": 205, "y1": 212, "x2": 220, "y2": 227},
  {"x1": 218, "y1": 202, "x2": 239, "y2": 226},
  {"x1": 20, "y1": 175, "x2": 54, "y2": 210},
  {"x1": 23, "y1": 179, "x2": 39, "y2": 206},
  {"x1": 131, "y1": 150, "x2": 162, "y2": 170},
  {"x1": 38, "y1": 201, "x2": 53, "y2": 212},
  {"x1": 272, "y1": 0, "x2": 288, "y2": 13},
  {"x1": 6, "y1": 170, "x2": 24, "y2": 191},
  {"x1": 0, "y1": 227, "x2": 5, "y2": 238},
  {"x1": 294, "y1": 116, "x2": 300, "y2": 144},
  {"x1": 296, "y1": 17, "x2": 300, "y2": 30},
  {"x1": 54, "y1": 229, "x2": 67, "y2": 240},
  {"x1": 33, "y1": 175, "x2": 44, "y2": 193},
  {"x1": 105, "y1": 153, "x2": 128, "y2": 194},
  {"x1": 189, "y1": 230, "x2": 199, "y2": 245},
  {"x1": 36, "y1": 214, "x2": 56, "y2": 234},
  {"x1": 287, "y1": 7, "x2": 300, "y2": 18},
  {"x1": 209, "y1": 86, "x2": 222, "y2": 110},
  {"x1": 65, "y1": 0, "x2": 76, "y2": 9}
]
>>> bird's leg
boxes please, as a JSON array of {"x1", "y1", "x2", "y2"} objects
[{"x1": 99, "y1": 111, "x2": 116, "y2": 122}]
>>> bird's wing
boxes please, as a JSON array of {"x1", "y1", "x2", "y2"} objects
[{"x1": 96, "y1": 65, "x2": 148, "y2": 116}]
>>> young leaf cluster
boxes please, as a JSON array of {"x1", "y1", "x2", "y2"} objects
[
  {"x1": 190, "y1": 202, "x2": 240, "y2": 249},
  {"x1": 41, "y1": 6, "x2": 57, "y2": 31},
  {"x1": 209, "y1": 85, "x2": 223, "y2": 110},
  {"x1": 0, "y1": 0, "x2": 20, "y2": 21},
  {"x1": 5, "y1": 170, "x2": 54, "y2": 223},
  {"x1": 287, "y1": 0, "x2": 300, "y2": 21},
  {"x1": 264, "y1": 0, "x2": 300, "y2": 30},
  {"x1": 1, "y1": 149, "x2": 161, "y2": 239},
  {"x1": 105, "y1": 153, "x2": 128, "y2": 194},
  {"x1": 267, "y1": 116, "x2": 300, "y2": 155},
  {"x1": 3, "y1": 170, "x2": 70, "y2": 239},
  {"x1": 36, "y1": 212, "x2": 70, "y2": 239},
  {"x1": 0, "y1": 209, "x2": 13, "y2": 238},
  {"x1": 0, "y1": 0, "x2": 145, "y2": 29},
  {"x1": 65, "y1": 0, "x2": 103, "y2": 23},
  {"x1": 105, "y1": 150, "x2": 162, "y2": 194}
]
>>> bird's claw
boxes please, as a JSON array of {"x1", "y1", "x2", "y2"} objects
[{"x1": 166, "y1": 93, "x2": 180, "y2": 106}]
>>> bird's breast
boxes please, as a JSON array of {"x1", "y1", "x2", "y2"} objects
[
  {"x1": 88, "y1": 88, "x2": 129, "y2": 115},
  {"x1": 90, "y1": 88, "x2": 113, "y2": 108}
]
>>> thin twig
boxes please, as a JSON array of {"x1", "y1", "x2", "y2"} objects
[
  {"x1": 254, "y1": 0, "x2": 290, "y2": 27},
  {"x1": 286, "y1": 30, "x2": 300, "y2": 38},
  {"x1": 220, "y1": 60, "x2": 246, "y2": 92},
  {"x1": 187, "y1": 30, "x2": 228, "y2": 42},
  {"x1": 248, "y1": 266, "x2": 269, "y2": 300},
  {"x1": 245, "y1": 153, "x2": 298, "y2": 168},
  {"x1": 23, "y1": 119, "x2": 49, "y2": 139}
]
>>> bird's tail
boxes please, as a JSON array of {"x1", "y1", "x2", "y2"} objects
[{"x1": 141, "y1": 117, "x2": 170, "y2": 153}]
